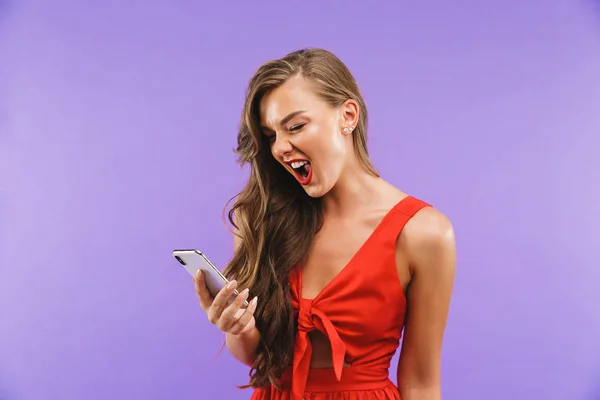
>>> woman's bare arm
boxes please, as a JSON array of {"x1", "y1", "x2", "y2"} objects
[
  {"x1": 396, "y1": 207, "x2": 456, "y2": 400},
  {"x1": 224, "y1": 228, "x2": 261, "y2": 366}
]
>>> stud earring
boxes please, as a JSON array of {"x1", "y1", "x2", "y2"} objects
[{"x1": 343, "y1": 125, "x2": 355, "y2": 133}]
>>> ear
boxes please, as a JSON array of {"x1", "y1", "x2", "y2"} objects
[{"x1": 339, "y1": 99, "x2": 360, "y2": 135}]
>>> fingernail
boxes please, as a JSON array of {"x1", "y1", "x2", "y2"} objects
[
  {"x1": 239, "y1": 288, "x2": 249, "y2": 300},
  {"x1": 196, "y1": 269, "x2": 202, "y2": 278},
  {"x1": 251, "y1": 296, "x2": 258, "y2": 307},
  {"x1": 227, "y1": 280, "x2": 236, "y2": 289}
]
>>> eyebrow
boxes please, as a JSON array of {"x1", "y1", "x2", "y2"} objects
[{"x1": 261, "y1": 110, "x2": 307, "y2": 132}]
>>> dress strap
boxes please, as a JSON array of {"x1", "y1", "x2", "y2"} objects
[{"x1": 377, "y1": 196, "x2": 432, "y2": 245}]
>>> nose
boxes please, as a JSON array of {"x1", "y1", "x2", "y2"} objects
[{"x1": 271, "y1": 134, "x2": 293, "y2": 159}]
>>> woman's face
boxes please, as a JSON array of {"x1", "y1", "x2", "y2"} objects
[{"x1": 259, "y1": 75, "x2": 357, "y2": 198}]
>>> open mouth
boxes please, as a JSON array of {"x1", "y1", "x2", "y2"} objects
[{"x1": 289, "y1": 160, "x2": 313, "y2": 185}]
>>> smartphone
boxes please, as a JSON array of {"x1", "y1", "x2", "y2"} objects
[{"x1": 172, "y1": 249, "x2": 249, "y2": 308}]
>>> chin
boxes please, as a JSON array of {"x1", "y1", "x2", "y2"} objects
[
  {"x1": 302, "y1": 183, "x2": 332, "y2": 199},
  {"x1": 303, "y1": 188, "x2": 324, "y2": 198}
]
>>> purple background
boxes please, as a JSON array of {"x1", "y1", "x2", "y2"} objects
[{"x1": 1, "y1": 1, "x2": 600, "y2": 399}]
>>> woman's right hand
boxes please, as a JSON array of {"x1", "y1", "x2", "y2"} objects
[{"x1": 193, "y1": 269, "x2": 258, "y2": 336}]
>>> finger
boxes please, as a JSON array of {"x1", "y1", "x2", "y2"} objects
[
  {"x1": 207, "y1": 279, "x2": 237, "y2": 324},
  {"x1": 216, "y1": 288, "x2": 250, "y2": 331},
  {"x1": 229, "y1": 296, "x2": 258, "y2": 335},
  {"x1": 194, "y1": 270, "x2": 213, "y2": 311}
]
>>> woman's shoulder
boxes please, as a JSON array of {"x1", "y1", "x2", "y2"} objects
[
  {"x1": 379, "y1": 180, "x2": 452, "y2": 239},
  {"x1": 377, "y1": 178, "x2": 455, "y2": 266},
  {"x1": 396, "y1": 193, "x2": 456, "y2": 275}
]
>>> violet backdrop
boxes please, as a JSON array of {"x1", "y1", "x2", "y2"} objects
[{"x1": 1, "y1": 1, "x2": 599, "y2": 399}]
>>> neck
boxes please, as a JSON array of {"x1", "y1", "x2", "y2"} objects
[{"x1": 321, "y1": 159, "x2": 383, "y2": 217}]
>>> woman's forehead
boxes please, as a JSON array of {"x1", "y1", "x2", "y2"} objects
[{"x1": 259, "y1": 77, "x2": 322, "y2": 127}]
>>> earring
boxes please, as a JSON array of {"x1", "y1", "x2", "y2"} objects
[{"x1": 343, "y1": 125, "x2": 354, "y2": 133}]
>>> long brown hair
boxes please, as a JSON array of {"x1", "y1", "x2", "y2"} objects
[{"x1": 222, "y1": 48, "x2": 378, "y2": 389}]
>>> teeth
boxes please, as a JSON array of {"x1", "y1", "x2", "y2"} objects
[{"x1": 290, "y1": 161, "x2": 308, "y2": 169}]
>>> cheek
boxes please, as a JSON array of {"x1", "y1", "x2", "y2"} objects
[
  {"x1": 311, "y1": 122, "x2": 344, "y2": 150},
  {"x1": 321, "y1": 128, "x2": 346, "y2": 161},
  {"x1": 315, "y1": 139, "x2": 346, "y2": 178}
]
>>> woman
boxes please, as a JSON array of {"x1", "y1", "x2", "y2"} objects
[{"x1": 193, "y1": 48, "x2": 456, "y2": 400}]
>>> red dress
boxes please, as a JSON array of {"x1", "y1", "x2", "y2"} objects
[{"x1": 251, "y1": 196, "x2": 431, "y2": 400}]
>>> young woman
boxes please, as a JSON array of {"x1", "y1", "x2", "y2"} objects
[{"x1": 193, "y1": 48, "x2": 456, "y2": 400}]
